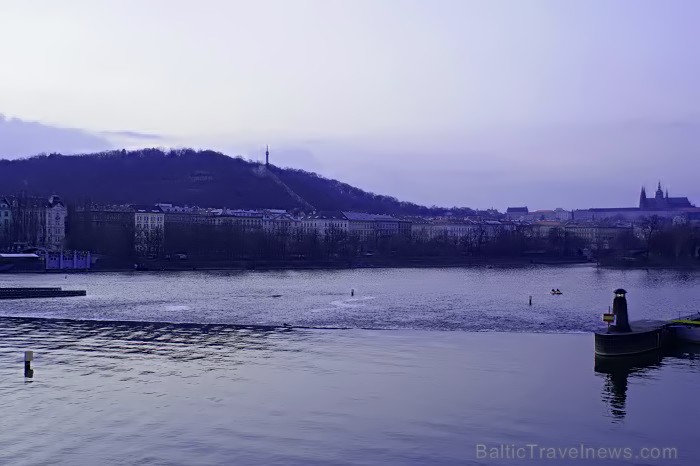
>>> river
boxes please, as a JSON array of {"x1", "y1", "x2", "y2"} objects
[{"x1": 1, "y1": 266, "x2": 699, "y2": 465}]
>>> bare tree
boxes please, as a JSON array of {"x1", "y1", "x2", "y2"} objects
[{"x1": 640, "y1": 215, "x2": 662, "y2": 258}]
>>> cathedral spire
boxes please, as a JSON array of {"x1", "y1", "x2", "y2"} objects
[
  {"x1": 639, "y1": 186, "x2": 647, "y2": 208},
  {"x1": 655, "y1": 181, "x2": 664, "y2": 199}
]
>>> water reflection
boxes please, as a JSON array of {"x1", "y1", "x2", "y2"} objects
[
  {"x1": 595, "y1": 351, "x2": 663, "y2": 422},
  {"x1": 595, "y1": 345, "x2": 700, "y2": 422}
]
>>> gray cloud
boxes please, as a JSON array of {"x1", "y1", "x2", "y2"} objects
[
  {"x1": 102, "y1": 130, "x2": 165, "y2": 141},
  {"x1": 0, "y1": 114, "x2": 112, "y2": 159}
]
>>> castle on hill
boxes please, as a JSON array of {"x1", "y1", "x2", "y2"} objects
[
  {"x1": 639, "y1": 182, "x2": 693, "y2": 210},
  {"x1": 572, "y1": 182, "x2": 697, "y2": 222}
]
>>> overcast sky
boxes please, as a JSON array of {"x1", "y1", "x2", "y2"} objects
[{"x1": 1, "y1": 0, "x2": 698, "y2": 210}]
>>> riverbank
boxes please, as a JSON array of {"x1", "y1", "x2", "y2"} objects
[
  {"x1": 38, "y1": 255, "x2": 593, "y2": 273},
  {"x1": 598, "y1": 257, "x2": 700, "y2": 270}
]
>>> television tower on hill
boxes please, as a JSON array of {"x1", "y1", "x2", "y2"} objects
[{"x1": 265, "y1": 145, "x2": 270, "y2": 167}]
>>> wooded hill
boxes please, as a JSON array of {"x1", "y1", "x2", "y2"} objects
[{"x1": 0, "y1": 148, "x2": 477, "y2": 216}]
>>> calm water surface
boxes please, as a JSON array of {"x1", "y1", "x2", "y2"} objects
[{"x1": 1, "y1": 266, "x2": 699, "y2": 465}]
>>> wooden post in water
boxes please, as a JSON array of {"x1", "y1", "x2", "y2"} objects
[
  {"x1": 351, "y1": 289, "x2": 355, "y2": 297},
  {"x1": 24, "y1": 351, "x2": 34, "y2": 378},
  {"x1": 529, "y1": 295, "x2": 532, "y2": 306}
]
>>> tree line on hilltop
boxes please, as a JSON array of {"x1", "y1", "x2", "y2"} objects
[{"x1": 0, "y1": 148, "x2": 479, "y2": 216}]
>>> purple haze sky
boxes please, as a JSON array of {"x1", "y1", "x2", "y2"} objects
[{"x1": 1, "y1": 0, "x2": 698, "y2": 210}]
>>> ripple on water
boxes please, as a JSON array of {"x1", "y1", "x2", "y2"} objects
[{"x1": 0, "y1": 317, "x2": 699, "y2": 465}]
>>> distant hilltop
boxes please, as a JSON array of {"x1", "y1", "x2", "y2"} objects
[{"x1": 0, "y1": 148, "x2": 477, "y2": 217}]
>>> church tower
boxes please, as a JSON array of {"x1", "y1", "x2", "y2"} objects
[
  {"x1": 639, "y1": 186, "x2": 647, "y2": 209},
  {"x1": 655, "y1": 181, "x2": 664, "y2": 199}
]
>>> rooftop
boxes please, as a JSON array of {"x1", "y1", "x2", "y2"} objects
[
  {"x1": 342, "y1": 212, "x2": 397, "y2": 221},
  {"x1": 305, "y1": 211, "x2": 346, "y2": 220},
  {"x1": 131, "y1": 205, "x2": 164, "y2": 214}
]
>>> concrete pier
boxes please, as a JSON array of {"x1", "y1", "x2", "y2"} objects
[
  {"x1": 594, "y1": 320, "x2": 671, "y2": 356},
  {"x1": 594, "y1": 289, "x2": 675, "y2": 357},
  {"x1": 0, "y1": 287, "x2": 86, "y2": 300}
]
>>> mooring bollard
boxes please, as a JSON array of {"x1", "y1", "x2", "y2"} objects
[
  {"x1": 351, "y1": 288, "x2": 355, "y2": 297},
  {"x1": 24, "y1": 351, "x2": 34, "y2": 378},
  {"x1": 529, "y1": 295, "x2": 532, "y2": 306}
]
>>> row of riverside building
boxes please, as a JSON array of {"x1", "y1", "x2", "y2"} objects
[
  {"x1": 0, "y1": 197, "x2": 544, "y2": 254},
  {"x1": 75, "y1": 204, "x2": 516, "y2": 251},
  {"x1": 69, "y1": 203, "x2": 670, "y2": 256},
  {"x1": 1, "y1": 182, "x2": 698, "y2": 264}
]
